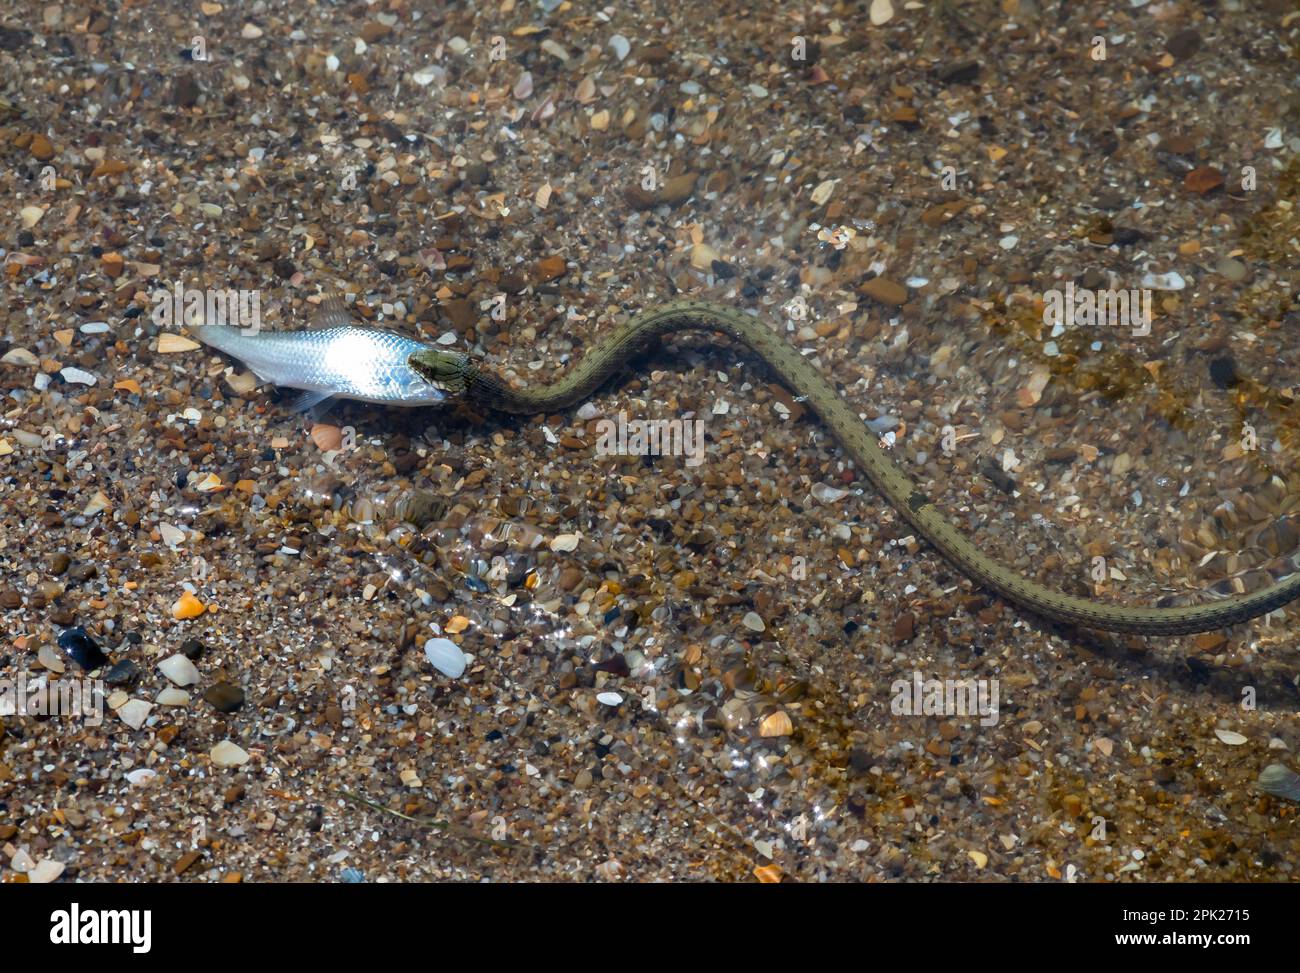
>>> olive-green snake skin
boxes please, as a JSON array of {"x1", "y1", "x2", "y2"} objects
[{"x1": 410, "y1": 299, "x2": 1300, "y2": 636}]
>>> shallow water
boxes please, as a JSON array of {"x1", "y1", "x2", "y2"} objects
[{"x1": 1, "y1": 0, "x2": 1298, "y2": 883}]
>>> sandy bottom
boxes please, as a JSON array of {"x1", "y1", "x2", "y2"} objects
[{"x1": 2, "y1": 0, "x2": 1299, "y2": 881}]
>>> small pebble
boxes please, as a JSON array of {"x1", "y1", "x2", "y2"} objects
[
  {"x1": 424, "y1": 637, "x2": 467, "y2": 679},
  {"x1": 158, "y1": 653, "x2": 201, "y2": 687}
]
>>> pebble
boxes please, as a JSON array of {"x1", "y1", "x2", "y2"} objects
[
  {"x1": 1184, "y1": 166, "x2": 1224, "y2": 194},
  {"x1": 859, "y1": 277, "x2": 908, "y2": 306},
  {"x1": 893, "y1": 612, "x2": 916, "y2": 643},
  {"x1": 157, "y1": 333, "x2": 200, "y2": 353},
  {"x1": 1215, "y1": 257, "x2": 1248, "y2": 282},
  {"x1": 58, "y1": 627, "x2": 108, "y2": 670},
  {"x1": 27, "y1": 859, "x2": 65, "y2": 883},
  {"x1": 759, "y1": 711, "x2": 793, "y2": 737},
  {"x1": 117, "y1": 699, "x2": 152, "y2": 730},
  {"x1": 158, "y1": 653, "x2": 201, "y2": 687},
  {"x1": 1140, "y1": 271, "x2": 1185, "y2": 291},
  {"x1": 742, "y1": 611, "x2": 766, "y2": 632},
  {"x1": 1, "y1": 347, "x2": 39, "y2": 366},
  {"x1": 1166, "y1": 28, "x2": 1203, "y2": 60},
  {"x1": 1213, "y1": 729, "x2": 1247, "y2": 746},
  {"x1": 156, "y1": 688, "x2": 191, "y2": 707},
  {"x1": 204, "y1": 682, "x2": 245, "y2": 713},
  {"x1": 35, "y1": 643, "x2": 64, "y2": 673},
  {"x1": 811, "y1": 483, "x2": 850, "y2": 503},
  {"x1": 424, "y1": 637, "x2": 467, "y2": 679},
  {"x1": 596, "y1": 691, "x2": 624, "y2": 706},
  {"x1": 171, "y1": 591, "x2": 207, "y2": 619},
  {"x1": 211, "y1": 740, "x2": 251, "y2": 768}
]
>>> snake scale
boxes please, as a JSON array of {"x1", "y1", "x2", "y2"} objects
[{"x1": 409, "y1": 298, "x2": 1300, "y2": 636}]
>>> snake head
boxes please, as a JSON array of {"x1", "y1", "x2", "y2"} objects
[{"x1": 408, "y1": 349, "x2": 471, "y2": 397}]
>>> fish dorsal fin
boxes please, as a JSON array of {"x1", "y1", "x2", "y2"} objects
[{"x1": 310, "y1": 292, "x2": 355, "y2": 330}]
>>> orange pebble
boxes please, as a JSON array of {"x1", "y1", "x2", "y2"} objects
[{"x1": 172, "y1": 591, "x2": 206, "y2": 620}]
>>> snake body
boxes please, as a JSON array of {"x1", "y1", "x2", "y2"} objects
[{"x1": 409, "y1": 299, "x2": 1300, "y2": 635}]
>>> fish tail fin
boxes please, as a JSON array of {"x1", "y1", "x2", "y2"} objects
[
  {"x1": 189, "y1": 325, "x2": 280, "y2": 385},
  {"x1": 188, "y1": 324, "x2": 249, "y2": 356}
]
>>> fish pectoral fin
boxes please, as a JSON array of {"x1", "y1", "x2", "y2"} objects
[{"x1": 279, "y1": 388, "x2": 336, "y2": 417}]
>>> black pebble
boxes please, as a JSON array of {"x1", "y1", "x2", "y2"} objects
[
  {"x1": 103, "y1": 659, "x2": 140, "y2": 686},
  {"x1": 202, "y1": 682, "x2": 245, "y2": 713},
  {"x1": 1208, "y1": 356, "x2": 1238, "y2": 389},
  {"x1": 180, "y1": 638, "x2": 205, "y2": 659},
  {"x1": 58, "y1": 627, "x2": 108, "y2": 670},
  {"x1": 593, "y1": 654, "x2": 630, "y2": 677}
]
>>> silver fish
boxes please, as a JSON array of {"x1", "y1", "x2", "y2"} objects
[{"x1": 188, "y1": 294, "x2": 449, "y2": 410}]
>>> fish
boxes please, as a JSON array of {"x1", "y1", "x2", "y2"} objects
[{"x1": 188, "y1": 294, "x2": 451, "y2": 411}]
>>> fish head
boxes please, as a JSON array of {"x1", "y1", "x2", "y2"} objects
[{"x1": 407, "y1": 349, "x2": 471, "y2": 399}]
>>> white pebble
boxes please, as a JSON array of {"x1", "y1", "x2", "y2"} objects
[
  {"x1": 158, "y1": 653, "x2": 200, "y2": 687},
  {"x1": 423, "y1": 637, "x2": 467, "y2": 679},
  {"x1": 28, "y1": 859, "x2": 65, "y2": 883},
  {"x1": 1140, "y1": 271, "x2": 1185, "y2": 291},
  {"x1": 210, "y1": 740, "x2": 250, "y2": 767},
  {"x1": 609, "y1": 34, "x2": 630, "y2": 61},
  {"x1": 412, "y1": 66, "x2": 441, "y2": 87},
  {"x1": 596, "y1": 691, "x2": 624, "y2": 706},
  {"x1": 811, "y1": 482, "x2": 850, "y2": 503},
  {"x1": 742, "y1": 611, "x2": 766, "y2": 632},
  {"x1": 156, "y1": 688, "x2": 191, "y2": 707},
  {"x1": 60, "y1": 366, "x2": 97, "y2": 386},
  {"x1": 117, "y1": 699, "x2": 152, "y2": 730},
  {"x1": 38, "y1": 644, "x2": 65, "y2": 673},
  {"x1": 1, "y1": 347, "x2": 39, "y2": 366}
]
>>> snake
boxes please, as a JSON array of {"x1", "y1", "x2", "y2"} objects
[{"x1": 407, "y1": 298, "x2": 1300, "y2": 636}]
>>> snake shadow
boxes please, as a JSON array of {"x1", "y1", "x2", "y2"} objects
[{"x1": 1046, "y1": 621, "x2": 1300, "y2": 712}]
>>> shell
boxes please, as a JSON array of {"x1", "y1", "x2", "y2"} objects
[{"x1": 1258, "y1": 764, "x2": 1300, "y2": 802}]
